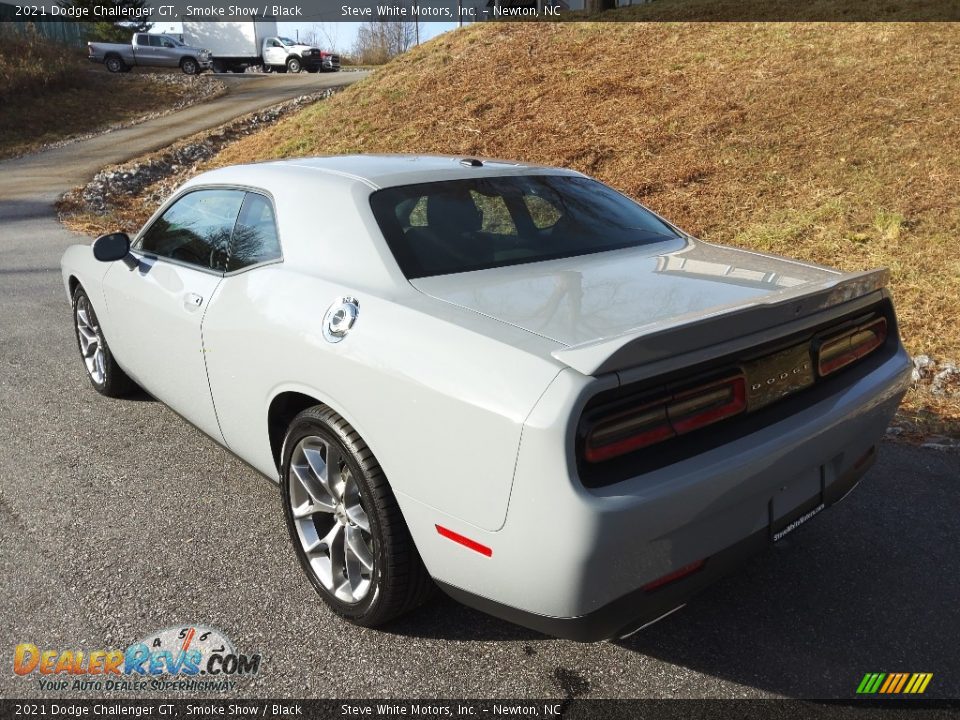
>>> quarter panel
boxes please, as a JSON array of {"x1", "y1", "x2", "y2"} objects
[{"x1": 201, "y1": 267, "x2": 563, "y2": 530}]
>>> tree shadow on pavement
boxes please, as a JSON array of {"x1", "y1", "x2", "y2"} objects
[
  {"x1": 617, "y1": 443, "x2": 960, "y2": 698},
  {"x1": 384, "y1": 591, "x2": 543, "y2": 642}
]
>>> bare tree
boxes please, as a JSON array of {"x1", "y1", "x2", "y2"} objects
[
  {"x1": 352, "y1": 20, "x2": 416, "y2": 65},
  {"x1": 300, "y1": 23, "x2": 342, "y2": 52}
]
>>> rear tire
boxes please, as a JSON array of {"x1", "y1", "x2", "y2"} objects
[
  {"x1": 72, "y1": 286, "x2": 136, "y2": 398},
  {"x1": 280, "y1": 405, "x2": 433, "y2": 627},
  {"x1": 104, "y1": 56, "x2": 126, "y2": 74}
]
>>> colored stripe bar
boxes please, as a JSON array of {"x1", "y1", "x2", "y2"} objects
[
  {"x1": 893, "y1": 673, "x2": 909, "y2": 693},
  {"x1": 868, "y1": 673, "x2": 887, "y2": 694},
  {"x1": 435, "y1": 524, "x2": 493, "y2": 557},
  {"x1": 858, "y1": 672, "x2": 933, "y2": 695}
]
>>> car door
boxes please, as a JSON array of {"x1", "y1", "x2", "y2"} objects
[
  {"x1": 100, "y1": 188, "x2": 246, "y2": 443},
  {"x1": 202, "y1": 191, "x2": 284, "y2": 473},
  {"x1": 134, "y1": 34, "x2": 157, "y2": 64},
  {"x1": 155, "y1": 36, "x2": 180, "y2": 68},
  {"x1": 262, "y1": 39, "x2": 285, "y2": 67}
]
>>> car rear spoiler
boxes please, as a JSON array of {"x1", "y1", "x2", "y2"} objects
[{"x1": 551, "y1": 268, "x2": 891, "y2": 376}]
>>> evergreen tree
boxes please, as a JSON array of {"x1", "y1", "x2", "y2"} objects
[{"x1": 58, "y1": 0, "x2": 153, "y2": 42}]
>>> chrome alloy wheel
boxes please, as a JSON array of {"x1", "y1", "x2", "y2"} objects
[
  {"x1": 75, "y1": 295, "x2": 106, "y2": 385},
  {"x1": 288, "y1": 436, "x2": 375, "y2": 603}
]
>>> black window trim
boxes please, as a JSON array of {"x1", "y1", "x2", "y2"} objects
[{"x1": 132, "y1": 184, "x2": 284, "y2": 277}]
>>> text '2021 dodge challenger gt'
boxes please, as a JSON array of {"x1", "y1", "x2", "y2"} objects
[{"x1": 61, "y1": 155, "x2": 912, "y2": 641}]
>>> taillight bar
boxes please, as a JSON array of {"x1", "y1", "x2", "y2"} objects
[
  {"x1": 584, "y1": 374, "x2": 746, "y2": 463},
  {"x1": 815, "y1": 316, "x2": 887, "y2": 377}
]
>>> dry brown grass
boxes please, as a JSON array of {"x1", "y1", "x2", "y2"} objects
[
  {"x1": 63, "y1": 22, "x2": 960, "y2": 433},
  {"x1": 0, "y1": 30, "x2": 209, "y2": 159},
  {"x1": 573, "y1": 0, "x2": 954, "y2": 21},
  {"x1": 0, "y1": 27, "x2": 78, "y2": 102}
]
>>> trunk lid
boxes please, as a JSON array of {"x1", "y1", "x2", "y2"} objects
[{"x1": 410, "y1": 239, "x2": 888, "y2": 375}]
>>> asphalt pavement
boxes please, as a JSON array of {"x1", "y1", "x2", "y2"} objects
[{"x1": 0, "y1": 72, "x2": 958, "y2": 700}]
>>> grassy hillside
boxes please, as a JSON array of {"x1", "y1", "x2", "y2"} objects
[
  {"x1": 225, "y1": 24, "x2": 959, "y2": 358},
  {"x1": 0, "y1": 29, "x2": 219, "y2": 159},
  {"x1": 574, "y1": 0, "x2": 955, "y2": 20},
  {"x1": 67, "y1": 22, "x2": 960, "y2": 431}
]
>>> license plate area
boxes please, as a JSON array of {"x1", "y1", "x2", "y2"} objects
[{"x1": 770, "y1": 468, "x2": 824, "y2": 543}]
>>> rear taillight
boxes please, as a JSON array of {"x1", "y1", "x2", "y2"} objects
[
  {"x1": 815, "y1": 317, "x2": 887, "y2": 377},
  {"x1": 584, "y1": 374, "x2": 746, "y2": 463}
]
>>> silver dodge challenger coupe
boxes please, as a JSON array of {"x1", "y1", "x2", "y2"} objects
[{"x1": 61, "y1": 155, "x2": 912, "y2": 640}]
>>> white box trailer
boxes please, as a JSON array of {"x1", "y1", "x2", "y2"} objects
[{"x1": 182, "y1": 20, "x2": 278, "y2": 73}]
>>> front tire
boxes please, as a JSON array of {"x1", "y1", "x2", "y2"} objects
[
  {"x1": 281, "y1": 406, "x2": 432, "y2": 626},
  {"x1": 180, "y1": 57, "x2": 199, "y2": 75},
  {"x1": 72, "y1": 287, "x2": 136, "y2": 398},
  {"x1": 286, "y1": 56, "x2": 302, "y2": 74}
]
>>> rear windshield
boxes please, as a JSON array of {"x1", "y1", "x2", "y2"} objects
[{"x1": 369, "y1": 175, "x2": 680, "y2": 279}]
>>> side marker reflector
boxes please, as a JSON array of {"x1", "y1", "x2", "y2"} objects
[
  {"x1": 642, "y1": 559, "x2": 706, "y2": 591},
  {"x1": 435, "y1": 524, "x2": 492, "y2": 557}
]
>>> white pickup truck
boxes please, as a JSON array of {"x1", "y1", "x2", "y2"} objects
[
  {"x1": 88, "y1": 33, "x2": 211, "y2": 75},
  {"x1": 183, "y1": 21, "x2": 340, "y2": 74}
]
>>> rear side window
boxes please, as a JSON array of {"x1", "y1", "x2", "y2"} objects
[
  {"x1": 138, "y1": 189, "x2": 245, "y2": 271},
  {"x1": 228, "y1": 192, "x2": 282, "y2": 271},
  {"x1": 370, "y1": 175, "x2": 679, "y2": 279}
]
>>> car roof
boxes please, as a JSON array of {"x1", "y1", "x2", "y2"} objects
[{"x1": 190, "y1": 154, "x2": 583, "y2": 191}]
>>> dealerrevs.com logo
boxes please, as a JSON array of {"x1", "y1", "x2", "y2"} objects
[{"x1": 13, "y1": 625, "x2": 261, "y2": 693}]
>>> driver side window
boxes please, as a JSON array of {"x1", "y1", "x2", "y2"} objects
[{"x1": 138, "y1": 190, "x2": 245, "y2": 272}]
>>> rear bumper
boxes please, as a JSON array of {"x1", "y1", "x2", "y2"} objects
[
  {"x1": 407, "y1": 343, "x2": 912, "y2": 640},
  {"x1": 437, "y1": 445, "x2": 877, "y2": 642}
]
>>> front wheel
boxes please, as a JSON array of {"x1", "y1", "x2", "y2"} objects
[
  {"x1": 286, "y1": 56, "x2": 302, "y2": 74},
  {"x1": 72, "y1": 287, "x2": 136, "y2": 397},
  {"x1": 180, "y1": 58, "x2": 199, "y2": 75},
  {"x1": 281, "y1": 406, "x2": 432, "y2": 626}
]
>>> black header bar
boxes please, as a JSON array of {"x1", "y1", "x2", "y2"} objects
[{"x1": 3, "y1": 0, "x2": 959, "y2": 23}]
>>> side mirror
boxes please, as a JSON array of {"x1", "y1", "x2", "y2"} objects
[{"x1": 92, "y1": 232, "x2": 131, "y2": 262}]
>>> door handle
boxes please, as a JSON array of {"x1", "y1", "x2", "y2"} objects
[{"x1": 183, "y1": 292, "x2": 204, "y2": 311}]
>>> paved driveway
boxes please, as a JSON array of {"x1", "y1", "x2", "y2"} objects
[{"x1": 0, "y1": 71, "x2": 957, "y2": 699}]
